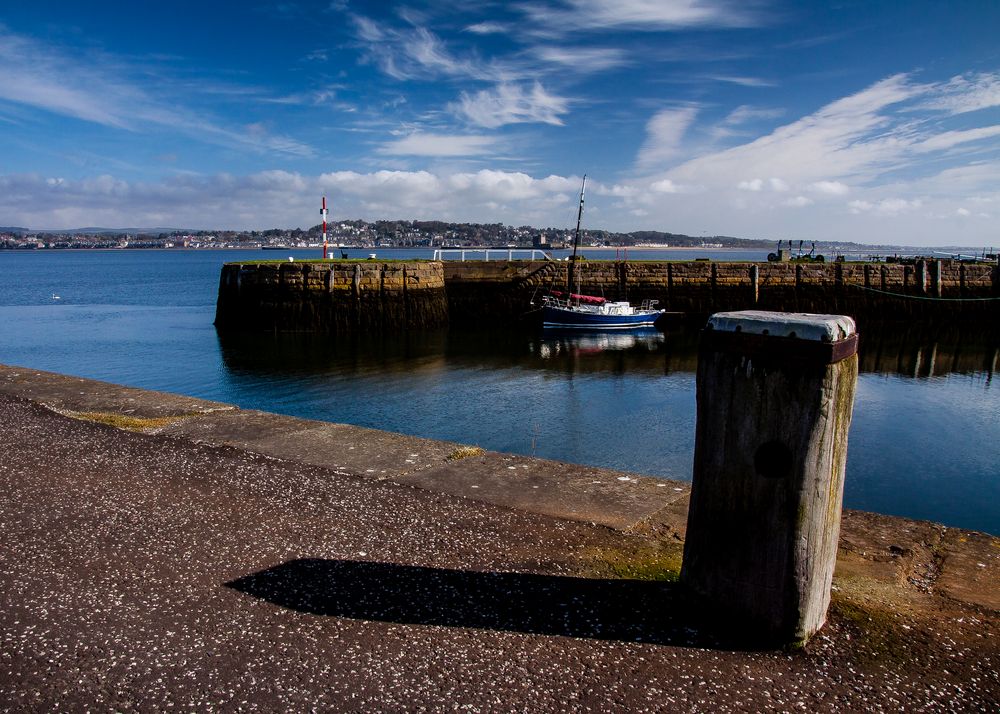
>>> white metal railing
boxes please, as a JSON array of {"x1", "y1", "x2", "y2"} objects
[{"x1": 432, "y1": 248, "x2": 549, "y2": 261}]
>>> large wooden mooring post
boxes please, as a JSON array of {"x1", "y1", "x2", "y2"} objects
[{"x1": 681, "y1": 310, "x2": 859, "y2": 645}]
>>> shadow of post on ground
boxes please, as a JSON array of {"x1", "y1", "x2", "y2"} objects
[{"x1": 225, "y1": 558, "x2": 772, "y2": 650}]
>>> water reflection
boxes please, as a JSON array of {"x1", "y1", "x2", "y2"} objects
[
  {"x1": 859, "y1": 325, "x2": 999, "y2": 380},
  {"x1": 216, "y1": 324, "x2": 999, "y2": 382},
  {"x1": 214, "y1": 323, "x2": 999, "y2": 535},
  {"x1": 536, "y1": 327, "x2": 666, "y2": 357},
  {"x1": 531, "y1": 328, "x2": 665, "y2": 376}
]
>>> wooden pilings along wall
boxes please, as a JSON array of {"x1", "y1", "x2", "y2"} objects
[
  {"x1": 214, "y1": 261, "x2": 448, "y2": 333},
  {"x1": 444, "y1": 259, "x2": 1000, "y2": 326}
]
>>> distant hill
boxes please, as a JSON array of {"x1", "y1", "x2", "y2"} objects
[
  {"x1": 1, "y1": 226, "x2": 186, "y2": 235},
  {"x1": 46, "y1": 227, "x2": 185, "y2": 235},
  {"x1": 2, "y1": 221, "x2": 991, "y2": 255}
]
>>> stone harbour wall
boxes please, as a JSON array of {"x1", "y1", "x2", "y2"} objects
[
  {"x1": 444, "y1": 259, "x2": 1000, "y2": 326},
  {"x1": 215, "y1": 259, "x2": 1000, "y2": 332},
  {"x1": 214, "y1": 261, "x2": 448, "y2": 333}
]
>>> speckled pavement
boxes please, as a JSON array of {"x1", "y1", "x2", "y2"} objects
[{"x1": 1, "y1": 371, "x2": 997, "y2": 711}]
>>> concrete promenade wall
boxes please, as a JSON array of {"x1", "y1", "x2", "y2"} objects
[{"x1": 215, "y1": 259, "x2": 1000, "y2": 331}]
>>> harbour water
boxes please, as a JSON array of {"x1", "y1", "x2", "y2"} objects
[{"x1": 1, "y1": 248, "x2": 997, "y2": 535}]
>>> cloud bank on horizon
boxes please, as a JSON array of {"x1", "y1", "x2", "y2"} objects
[{"x1": 0, "y1": 1, "x2": 998, "y2": 246}]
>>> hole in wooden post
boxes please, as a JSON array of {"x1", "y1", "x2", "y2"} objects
[{"x1": 754, "y1": 441, "x2": 793, "y2": 480}]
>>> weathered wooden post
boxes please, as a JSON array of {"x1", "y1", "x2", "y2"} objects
[{"x1": 681, "y1": 310, "x2": 859, "y2": 645}]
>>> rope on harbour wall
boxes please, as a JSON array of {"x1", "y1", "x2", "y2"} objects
[{"x1": 848, "y1": 284, "x2": 1000, "y2": 301}]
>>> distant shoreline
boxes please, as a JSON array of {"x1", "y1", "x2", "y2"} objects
[{"x1": 583, "y1": 245, "x2": 759, "y2": 251}]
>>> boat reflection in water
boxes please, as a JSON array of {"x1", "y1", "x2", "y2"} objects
[{"x1": 534, "y1": 327, "x2": 665, "y2": 361}]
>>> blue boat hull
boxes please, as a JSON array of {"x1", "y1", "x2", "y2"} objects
[{"x1": 541, "y1": 305, "x2": 662, "y2": 329}]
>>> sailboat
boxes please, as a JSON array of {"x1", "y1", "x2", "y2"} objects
[{"x1": 540, "y1": 175, "x2": 665, "y2": 329}]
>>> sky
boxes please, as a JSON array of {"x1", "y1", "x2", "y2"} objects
[{"x1": 1, "y1": 1, "x2": 999, "y2": 246}]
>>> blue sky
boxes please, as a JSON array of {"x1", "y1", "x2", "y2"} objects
[{"x1": 1, "y1": 1, "x2": 998, "y2": 246}]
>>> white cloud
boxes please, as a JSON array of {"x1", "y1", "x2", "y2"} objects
[
  {"x1": 404, "y1": 28, "x2": 472, "y2": 77},
  {"x1": 0, "y1": 170, "x2": 586, "y2": 230},
  {"x1": 532, "y1": 46, "x2": 629, "y2": 72},
  {"x1": 521, "y1": 0, "x2": 765, "y2": 33},
  {"x1": 0, "y1": 26, "x2": 313, "y2": 157},
  {"x1": 918, "y1": 72, "x2": 1000, "y2": 115},
  {"x1": 663, "y1": 74, "x2": 920, "y2": 189},
  {"x1": 722, "y1": 105, "x2": 785, "y2": 126},
  {"x1": 809, "y1": 180, "x2": 850, "y2": 195},
  {"x1": 318, "y1": 169, "x2": 579, "y2": 219},
  {"x1": 464, "y1": 22, "x2": 508, "y2": 35},
  {"x1": 4, "y1": 166, "x2": 999, "y2": 246},
  {"x1": 0, "y1": 29, "x2": 138, "y2": 129},
  {"x1": 956, "y1": 207, "x2": 971, "y2": 217},
  {"x1": 453, "y1": 82, "x2": 570, "y2": 128},
  {"x1": 604, "y1": 70, "x2": 1000, "y2": 244},
  {"x1": 914, "y1": 125, "x2": 1000, "y2": 153},
  {"x1": 735, "y1": 178, "x2": 789, "y2": 192},
  {"x1": 848, "y1": 197, "x2": 922, "y2": 216},
  {"x1": 353, "y1": 15, "x2": 385, "y2": 43},
  {"x1": 705, "y1": 75, "x2": 776, "y2": 88},
  {"x1": 636, "y1": 106, "x2": 698, "y2": 170},
  {"x1": 352, "y1": 15, "x2": 503, "y2": 82},
  {"x1": 650, "y1": 179, "x2": 681, "y2": 193},
  {"x1": 377, "y1": 132, "x2": 496, "y2": 156}
]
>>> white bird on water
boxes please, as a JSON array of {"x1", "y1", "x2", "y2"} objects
[{"x1": 51, "y1": 293, "x2": 61, "y2": 300}]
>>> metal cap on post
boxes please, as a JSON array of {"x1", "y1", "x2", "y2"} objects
[{"x1": 681, "y1": 310, "x2": 859, "y2": 645}]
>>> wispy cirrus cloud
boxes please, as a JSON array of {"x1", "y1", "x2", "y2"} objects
[
  {"x1": 652, "y1": 72, "x2": 1000, "y2": 194},
  {"x1": 646, "y1": 74, "x2": 919, "y2": 188},
  {"x1": 531, "y1": 46, "x2": 629, "y2": 72},
  {"x1": 635, "y1": 106, "x2": 699, "y2": 170},
  {"x1": 704, "y1": 74, "x2": 776, "y2": 88},
  {"x1": 912, "y1": 126, "x2": 1000, "y2": 153},
  {"x1": 0, "y1": 27, "x2": 138, "y2": 129},
  {"x1": 452, "y1": 82, "x2": 570, "y2": 128},
  {"x1": 377, "y1": 131, "x2": 497, "y2": 157},
  {"x1": 463, "y1": 21, "x2": 508, "y2": 35},
  {"x1": 721, "y1": 106, "x2": 786, "y2": 126},
  {"x1": 602, "y1": 71, "x2": 1000, "y2": 240},
  {"x1": 352, "y1": 15, "x2": 507, "y2": 82},
  {"x1": 0, "y1": 25, "x2": 313, "y2": 157},
  {"x1": 915, "y1": 72, "x2": 1000, "y2": 115},
  {"x1": 519, "y1": 0, "x2": 767, "y2": 34}
]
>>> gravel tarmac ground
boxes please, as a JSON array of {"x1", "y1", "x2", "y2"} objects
[{"x1": 1, "y1": 392, "x2": 997, "y2": 712}]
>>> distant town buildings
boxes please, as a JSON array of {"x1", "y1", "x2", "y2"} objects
[{"x1": 0, "y1": 220, "x2": 866, "y2": 252}]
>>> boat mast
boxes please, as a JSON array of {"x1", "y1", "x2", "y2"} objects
[{"x1": 568, "y1": 174, "x2": 586, "y2": 295}]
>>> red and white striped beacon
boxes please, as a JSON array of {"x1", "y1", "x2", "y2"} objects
[{"x1": 320, "y1": 196, "x2": 329, "y2": 259}]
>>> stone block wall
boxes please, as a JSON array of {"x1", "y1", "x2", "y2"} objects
[
  {"x1": 444, "y1": 259, "x2": 999, "y2": 327},
  {"x1": 216, "y1": 259, "x2": 999, "y2": 333},
  {"x1": 214, "y1": 261, "x2": 448, "y2": 333}
]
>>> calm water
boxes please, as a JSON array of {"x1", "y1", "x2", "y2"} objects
[{"x1": 1, "y1": 249, "x2": 997, "y2": 535}]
